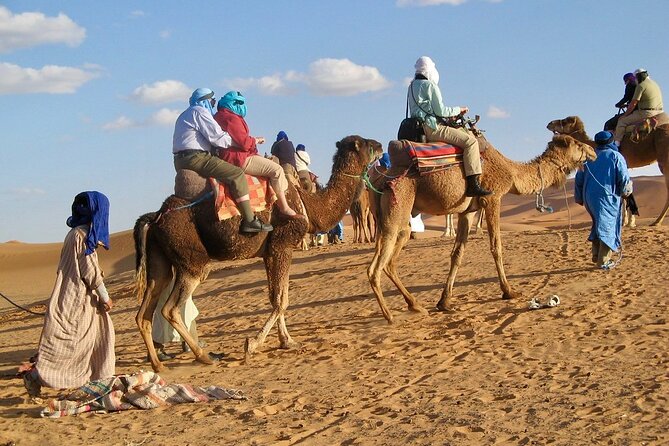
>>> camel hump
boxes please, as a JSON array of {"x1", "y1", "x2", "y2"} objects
[{"x1": 175, "y1": 169, "x2": 208, "y2": 200}]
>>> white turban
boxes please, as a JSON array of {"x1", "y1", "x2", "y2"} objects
[{"x1": 414, "y1": 56, "x2": 440, "y2": 85}]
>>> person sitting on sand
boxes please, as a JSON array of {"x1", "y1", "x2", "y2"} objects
[
  {"x1": 574, "y1": 131, "x2": 633, "y2": 269},
  {"x1": 214, "y1": 91, "x2": 300, "y2": 219},
  {"x1": 21, "y1": 192, "x2": 115, "y2": 396},
  {"x1": 173, "y1": 88, "x2": 272, "y2": 233}
]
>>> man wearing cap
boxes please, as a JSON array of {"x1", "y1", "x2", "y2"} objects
[
  {"x1": 613, "y1": 68, "x2": 664, "y2": 145},
  {"x1": 173, "y1": 88, "x2": 273, "y2": 233},
  {"x1": 574, "y1": 131, "x2": 633, "y2": 269}
]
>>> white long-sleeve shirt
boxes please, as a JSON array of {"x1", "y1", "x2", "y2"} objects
[
  {"x1": 172, "y1": 105, "x2": 232, "y2": 154},
  {"x1": 295, "y1": 150, "x2": 311, "y2": 172}
]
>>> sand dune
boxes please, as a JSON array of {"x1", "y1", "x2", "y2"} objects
[{"x1": 0, "y1": 176, "x2": 667, "y2": 445}]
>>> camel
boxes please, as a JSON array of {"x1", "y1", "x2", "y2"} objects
[
  {"x1": 367, "y1": 134, "x2": 595, "y2": 323},
  {"x1": 350, "y1": 186, "x2": 375, "y2": 243},
  {"x1": 134, "y1": 135, "x2": 382, "y2": 371},
  {"x1": 441, "y1": 209, "x2": 484, "y2": 238},
  {"x1": 547, "y1": 115, "x2": 669, "y2": 226}
]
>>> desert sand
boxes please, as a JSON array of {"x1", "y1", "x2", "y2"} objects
[{"x1": 0, "y1": 176, "x2": 667, "y2": 446}]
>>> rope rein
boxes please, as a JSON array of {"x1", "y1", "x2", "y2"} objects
[{"x1": 0, "y1": 291, "x2": 45, "y2": 316}]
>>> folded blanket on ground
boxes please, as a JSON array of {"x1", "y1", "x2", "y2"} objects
[{"x1": 41, "y1": 371, "x2": 246, "y2": 418}]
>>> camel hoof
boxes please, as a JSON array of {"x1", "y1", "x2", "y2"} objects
[
  {"x1": 280, "y1": 339, "x2": 301, "y2": 350},
  {"x1": 502, "y1": 291, "x2": 520, "y2": 300},
  {"x1": 151, "y1": 362, "x2": 167, "y2": 373},
  {"x1": 244, "y1": 338, "x2": 258, "y2": 356},
  {"x1": 409, "y1": 305, "x2": 429, "y2": 315},
  {"x1": 195, "y1": 351, "x2": 215, "y2": 365}
]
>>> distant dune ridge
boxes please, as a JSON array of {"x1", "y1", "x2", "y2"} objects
[{"x1": 0, "y1": 176, "x2": 668, "y2": 444}]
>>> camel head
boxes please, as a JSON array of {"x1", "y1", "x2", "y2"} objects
[
  {"x1": 546, "y1": 116, "x2": 586, "y2": 136},
  {"x1": 332, "y1": 135, "x2": 383, "y2": 174},
  {"x1": 542, "y1": 135, "x2": 596, "y2": 180}
]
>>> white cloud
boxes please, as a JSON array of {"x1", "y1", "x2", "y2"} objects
[
  {"x1": 102, "y1": 116, "x2": 135, "y2": 131},
  {"x1": 0, "y1": 6, "x2": 85, "y2": 53},
  {"x1": 159, "y1": 30, "x2": 171, "y2": 39},
  {"x1": 5, "y1": 187, "x2": 46, "y2": 196},
  {"x1": 130, "y1": 10, "x2": 145, "y2": 18},
  {"x1": 102, "y1": 108, "x2": 180, "y2": 131},
  {"x1": 0, "y1": 62, "x2": 99, "y2": 94},
  {"x1": 129, "y1": 80, "x2": 191, "y2": 105},
  {"x1": 148, "y1": 108, "x2": 180, "y2": 126},
  {"x1": 397, "y1": 0, "x2": 468, "y2": 6},
  {"x1": 306, "y1": 58, "x2": 392, "y2": 96},
  {"x1": 487, "y1": 105, "x2": 510, "y2": 119},
  {"x1": 226, "y1": 59, "x2": 391, "y2": 97}
]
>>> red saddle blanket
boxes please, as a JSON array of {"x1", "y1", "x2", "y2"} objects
[
  {"x1": 209, "y1": 175, "x2": 276, "y2": 221},
  {"x1": 405, "y1": 141, "x2": 464, "y2": 174}
]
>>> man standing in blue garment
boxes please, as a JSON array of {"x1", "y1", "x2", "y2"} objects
[{"x1": 574, "y1": 131, "x2": 633, "y2": 269}]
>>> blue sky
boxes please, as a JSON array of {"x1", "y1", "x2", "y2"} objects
[{"x1": 1, "y1": 0, "x2": 668, "y2": 243}]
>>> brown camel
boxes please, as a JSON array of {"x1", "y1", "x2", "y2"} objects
[
  {"x1": 350, "y1": 186, "x2": 375, "y2": 243},
  {"x1": 441, "y1": 209, "x2": 484, "y2": 238},
  {"x1": 134, "y1": 135, "x2": 382, "y2": 371},
  {"x1": 547, "y1": 115, "x2": 669, "y2": 226},
  {"x1": 367, "y1": 135, "x2": 595, "y2": 323}
]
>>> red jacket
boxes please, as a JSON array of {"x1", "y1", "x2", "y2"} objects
[{"x1": 213, "y1": 108, "x2": 258, "y2": 167}]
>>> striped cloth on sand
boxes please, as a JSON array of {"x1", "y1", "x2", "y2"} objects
[
  {"x1": 405, "y1": 140, "x2": 464, "y2": 174},
  {"x1": 209, "y1": 175, "x2": 277, "y2": 221},
  {"x1": 41, "y1": 371, "x2": 246, "y2": 418}
]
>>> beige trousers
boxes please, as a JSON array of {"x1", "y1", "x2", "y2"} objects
[
  {"x1": 424, "y1": 124, "x2": 482, "y2": 176},
  {"x1": 614, "y1": 109, "x2": 662, "y2": 142},
  {"x1": 591, "y1": 239, "x2": 612, "y2": 267},
  {"x1": 243, "y1": 155, "x2": 288, "y2": 193}
]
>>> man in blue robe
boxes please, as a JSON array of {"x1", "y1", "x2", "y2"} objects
[{"x1": 574, "y1": 131, "x2": 633, "y2": 269}]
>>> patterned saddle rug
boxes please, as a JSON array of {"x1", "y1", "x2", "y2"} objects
[
  {"x1": 626, "y1": 112, "x2": 669, "y2": 143},
  {"x1": 174, "y1": 170, "x2": 276, "y2": 221}
]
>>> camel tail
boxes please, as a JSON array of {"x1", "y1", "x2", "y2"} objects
[{"x1": 133, "y1": 212, "x2": 156, "y2": 304}]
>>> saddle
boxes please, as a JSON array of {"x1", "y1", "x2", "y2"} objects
[
  {"x1": 174, "y1": 170, "x2": 276, "y2": 221},
  {"x1": 388, "y1": 137, "x2": 487, "y2": 176},
  {"x1": 627, "y1": 112, "x2": 669, "y2": 142}
]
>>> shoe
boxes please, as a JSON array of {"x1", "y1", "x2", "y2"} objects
[
  {"x1": 146, "y1": 350, "x2": 175, "y2": 362},
  {"x1": 600, "y1": 260, "x2": 615, "y2": 270},
  {"x1": 465, "y1": 175, "x2": 492, "y2": 197},
  {"x1": 240, "y1": 216, "x2": 273, "y2": 233}
]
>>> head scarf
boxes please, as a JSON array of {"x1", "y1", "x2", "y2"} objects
[
  {"x1": 623, "y1": 72, "x2": 635, "y2": 83},
  {"x1": 414, "y1": 56, "x2": 439, "y2": 85},
  {"x1": 217, "y1": 91, "x2": 247, "y2": 118},
  {"x1": 66, "y1": 191, "x2": 110, "y2": 255},
  {"x1": 379, "y1": 152, "x2": 391, "y2": 169},
  {"x1": 276, "y1": 131, "x2": 288, "y2": 141},
  {"x1": 295, "y1": 144, "x2": 305, "y2": 152},
  {"x1": 189, "y1": 87, "x2": 216, "y2": 115}
]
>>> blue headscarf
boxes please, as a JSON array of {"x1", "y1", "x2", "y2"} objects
[
  {"x1": 217, "y1": 91, "x2": 247, "y2": 118},
  {"x1": 66, "y1": 191, "x2": 110, "y2": 255},
  {"x1": 594, "y1": 131, "x2": 618, "y2": 152},
  {"x1": 189, "y1": 87, "x2": 216, "y2": 115},
  {"x1": 379, "y1": 152, "x2": 391, "y2": 169},
  {"x1": 296, "y1": 144, "x2": 305, "y2": 152},
  {"x1": 276, "y1": 131, "x2": 288, "y2": 141}
]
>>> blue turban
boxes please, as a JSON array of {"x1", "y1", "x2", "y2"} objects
[
  {"x1": 594, "y1": 130, "x2": 613, "y2": 145},
  {"x1": 189, "y1": 87, "x2": 216, "y2": 115},
  {"x1": 296, "y1": 144, "x2": 305, "y2": 152},
  {"x1": 66, "y1": 191, "x2": 110, "y2": 255},
  {"x1": 379, "y1": 152, "x2": 391, "y2": 169},
  {"x1": 217, "y1": 91, "x2": 247, "y2": 118},
  {"x1": 276, "y1": 131, "x2": 288, "y2": 141}
]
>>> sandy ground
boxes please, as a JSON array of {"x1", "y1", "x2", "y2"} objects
[{"x1": 0, "y1": 177, "x2": 667, "y2": 446}]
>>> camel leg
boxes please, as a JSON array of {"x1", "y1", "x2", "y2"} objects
[
  {"x1": 368, "y1": 188, "x2": 415, "y2": 323},
  {"x1": 245, "y1": 249, "x2": 295, "y2": 357},
  {"x1": 383, "y1": 224, "x2": 427, "y2": 315},
  {"x1": 484, "y1": 201, "x2": 519, "y2": 300},
  {"x1": 135, "y1": 242, "x2": 173, "y2": 373},
  {"x1": 437, "y1": 211, "x2": 475, "y2": 311},
  {"x1": 162, "y1": 271, "x2": 213, "y2": 365},
  {"x1": 651, "y1": 163, "x2": 669, "y2": 226}
]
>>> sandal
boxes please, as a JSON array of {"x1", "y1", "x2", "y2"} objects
[
  {"x1": 545, "y1": 295, "x2": 560, "y2": 307},
  {"x1": 528, "y1": 297, "x2": 543, "y2": 310}
]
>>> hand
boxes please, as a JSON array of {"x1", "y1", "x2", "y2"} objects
[
  {"x1": 255, "y1": 136, "x2": 266, "y2": 145},
  {"x1": 460, "y1": 106, "x2": 469, "y2": 115},
  {"x1": 102, "y1": 298, "x2": 113, "y2": 312}
]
